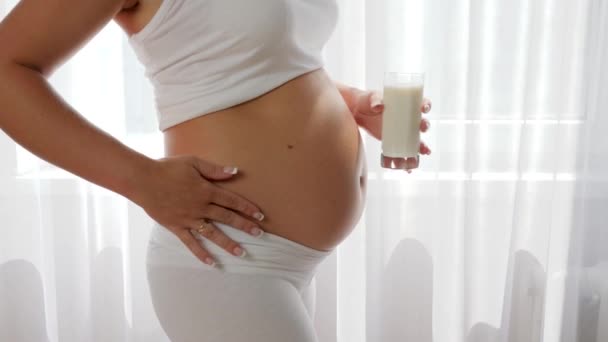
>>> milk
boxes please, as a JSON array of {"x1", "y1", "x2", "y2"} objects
[{"x1": 381, "y1": 84, "x2": 424, "y2": 158}]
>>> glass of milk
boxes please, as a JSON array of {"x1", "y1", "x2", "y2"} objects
[{"x1": 380, "y1": 72, "x2": 425, "y2": 169}]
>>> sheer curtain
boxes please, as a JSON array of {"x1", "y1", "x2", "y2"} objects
[{"x1": 1, "y1": 0, "x2": 606, "y2": 342}]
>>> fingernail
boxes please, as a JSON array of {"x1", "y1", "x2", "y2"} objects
[
  {"x1": 372, "y1": 104, "x2": 384, "y2": 113},
  {"x1": 253, "y1": 212, "x2": 265, "y2": 221},
  {"x1": 251, "y1": 227, "x2": 264, "y2": 237},
  {"x1": 205, "y1": 257, "x2": 216, "y2": 267},
  {"x1": 371, "y1": 96, "x2": 383, "y2": 108},
  {"x1": 233, "y1": 246, "x2": 247, "y2": 257},
  {"x1": 223, "y1": 166, "x2": 238, "y2": 174}
]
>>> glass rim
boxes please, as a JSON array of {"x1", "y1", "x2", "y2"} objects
[{"x1": 384, "y1": 72, "x2": 425, "y2": 85}]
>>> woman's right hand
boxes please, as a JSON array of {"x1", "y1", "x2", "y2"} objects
[{"x1": 130, "y1": 155, "x2": 266, "y2": 266}]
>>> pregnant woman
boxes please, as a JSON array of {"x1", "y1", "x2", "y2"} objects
[{"x1": 0, "y1": 0, "x2": 431, "y2": 341}]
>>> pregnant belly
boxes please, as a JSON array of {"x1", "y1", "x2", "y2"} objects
[{"x1": 163, "y1": 69, "x2": 367, "y2": 252}]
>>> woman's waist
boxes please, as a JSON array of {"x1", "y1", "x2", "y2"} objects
[
  {"x1": 161, "y1": 109, "x2": 366, "y2": 219},
  {"x1": 159, "y1": 69, "x2": 367, "y2": 249},
  {"x1": 161, "y1": 112, "x2": 366, "y2": 250}
]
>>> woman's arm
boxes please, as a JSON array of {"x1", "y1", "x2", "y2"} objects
[{"x1": 0, "y1": 0, "x2": 153, "y2": 200}]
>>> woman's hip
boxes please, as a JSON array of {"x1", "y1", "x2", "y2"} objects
[{"x1": 145, "y1": 220, "x2": 332, "y2": 290}]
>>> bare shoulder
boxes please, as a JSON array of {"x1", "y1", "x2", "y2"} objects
[{"x1": 113, "y1": 0, "x2": 164, "y2": 38}]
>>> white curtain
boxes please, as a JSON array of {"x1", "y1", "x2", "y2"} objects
[{"x1": 1, "y1": 0, "x2": 606, "y2": 341}]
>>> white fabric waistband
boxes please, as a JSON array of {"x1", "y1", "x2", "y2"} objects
[{"x1": 146, "y1": 221, "x2": 333, "y2": 290}]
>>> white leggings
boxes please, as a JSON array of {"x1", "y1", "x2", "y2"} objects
[{"x1": 145, "y1": 220, "x2": 333, "y2": 342}]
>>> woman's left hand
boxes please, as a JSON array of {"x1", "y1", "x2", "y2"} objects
[{"x1": 348, "y1": 89, "x2": 432, "y2": 172}]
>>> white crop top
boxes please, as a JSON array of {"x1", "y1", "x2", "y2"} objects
[{"x1": 127, "y1": 0, "x2": 339, "y2": 131}]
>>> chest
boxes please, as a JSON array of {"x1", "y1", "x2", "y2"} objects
[
  {"x1": 126, "y1": 0, "x2": 339, "y2": 74},
  {"x1": 195, "y1": 0, "x2": 339, "y2": 50}
]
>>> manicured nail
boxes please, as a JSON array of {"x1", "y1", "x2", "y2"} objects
[
  {"x1": 251, "y1": 227, "x2": 264, "y2": 237},
  {"x1": 233, "y1": 246, "x2": 246, "y2": 257},
  {"x1": 223, "y1": 166, "x2": 238, "y2": 174},
  {"x1": 371, "y1": 95, "x2": 383, "y2": 108},
  {"x1": 205, "y1": 257, "x2": 216, "y2": 267},
  {"x1": 253, "y1": 212, "x2": 265, "y2": 221},
  {"x1": 372, "y1": 104, "x2": 384, "y2": 113}
]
